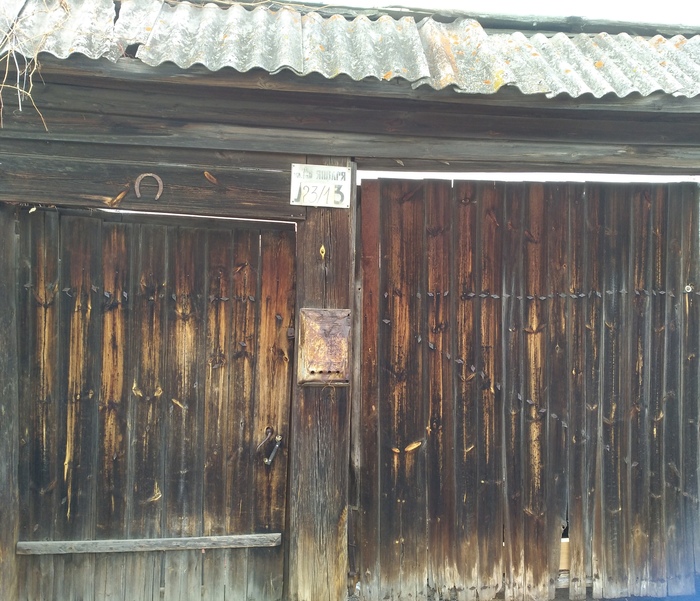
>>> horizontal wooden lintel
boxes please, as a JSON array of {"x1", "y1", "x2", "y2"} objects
[{"x1": 16, "y1": 533, "x2": 281, "y2": 555}]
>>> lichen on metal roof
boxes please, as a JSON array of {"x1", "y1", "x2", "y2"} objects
[{"x1": 1, "y1": 0, "x2": 699, "y2": 99}]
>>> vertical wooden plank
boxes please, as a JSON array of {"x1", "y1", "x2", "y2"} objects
[
  {"x1": 476, "y1": 182, "x2": 503, "y2": 600},
  {"x1": 94, "y1": 222, "x2": 132, "y2": 600},
  {"x1": 377, "y1": 180, "x2": 427, "y2": 600},
  {"x1": 681, "y1": 183, "x2": 700, "y2": 579},
  {"x1": 521, "y1": 183, "x2": 548, "y2": 601},
  {"x1": 55, "y1": 215, "x2": 102, "y2": 601},
  {"x1": 599, "y1": 186, "x2": 630, "y2": 599},
  {"x1": 247, "y1": 229, "x2": 295, "y2": 601},
  {"x1": 647, "y1": 185, "x2": 668, "y2": 597},
  {"x1": 163, "y1": 226, "x2": 205, "y2": 601},
  {"x1": 201, "y1": 228, "x2": 234, "y2": 601},
  {"x1": 567, "y1": 184, "x2": 588, "y2": 600},
  {"x1": 17, "y1": 210, "x2": 59, "y2": 600},
  {"x1": 221, "y1": 228, "x2": 261, "y2": 600},
  {"x1": 425, "y1": 181, "x2": 456, "y2": 598},
  {"x1": 663, "y1": 184, "x2": 695, "y2": 596},
  {"x1": 453, "y1": 181, "x2": 480, "y2": 600},
  {"x1": 502, "y1": 184, "x2": 525, "y2": 601},
  {"x1": 288, "y1": 155, "x2": 355, "y2": 601},
  {"x1": 359, "y1": 181, "x2": 381, "y2": 601},
  {"x1": 627, "y1": 186, "x2": 652, "y2": 597},
  {"x1": 124, "y1": 224, "x2": 168, "y2": 601},
  {"x1": 545, "y1": 184, "x2": 569, "y2": 598},
  {"x1": 0, "y1": 203, "x2": 20, "y2": 601},
  {"x1": 584, "y1": 185, "x2": 604, "y2": 598}
]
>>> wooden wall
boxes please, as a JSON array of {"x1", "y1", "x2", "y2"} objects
[
  {"x1": 357, "y1": 179, "x2": 700, "y2": 601},
  {"x1": 0, "y1": 204, "x2": 20, "y2": 600},
  {"x1": 14, "y1": 209, "x2": 295, "y2": 600}
]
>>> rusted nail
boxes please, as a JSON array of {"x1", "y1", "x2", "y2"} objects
[{"x1": 134, "y1": 173, "x2": 164, "y2": 201}]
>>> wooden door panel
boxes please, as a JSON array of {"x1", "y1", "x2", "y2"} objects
[
  {"x1": 357, "y1": 179, "x2": 699, "y2": 601},
  {"x1": 17, "y1": 210, "x2": 295, "y2": 601}
]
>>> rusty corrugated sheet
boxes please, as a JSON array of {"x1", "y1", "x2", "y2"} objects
[{"x1": 2, "y1": 0, "x2": 699, "y2": 98}]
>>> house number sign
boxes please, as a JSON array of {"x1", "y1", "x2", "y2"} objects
[{"x1": 290, "y1": 163, "x2": 352, "y2": 208}]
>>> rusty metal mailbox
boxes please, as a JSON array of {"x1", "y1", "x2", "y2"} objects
[{"x1": 298, "y1": 308, "x2": 351, "y2": 386}]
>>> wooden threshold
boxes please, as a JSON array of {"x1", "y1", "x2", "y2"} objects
[{"x1": 16, "y1": 533, "x2": 281, "y2": 555}]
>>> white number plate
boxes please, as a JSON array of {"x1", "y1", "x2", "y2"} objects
[{"x1": 290, "y1": 164, "x2": 352, "y2": 209}]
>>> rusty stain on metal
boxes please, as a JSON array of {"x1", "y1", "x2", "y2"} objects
[
  {"x1": 298, "y1": 308, "x2": 351, "y2": 385},
  {"x1": 134, "y1": 173, "x2": 164, "y2": 201}
]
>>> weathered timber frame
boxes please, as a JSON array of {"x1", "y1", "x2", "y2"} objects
[
  {"x1": 1, "y1": 51, "x2": 700, "y2": 601},
  {"x1": 0, "y1": 204, "x2": 20, "y2": 601}
]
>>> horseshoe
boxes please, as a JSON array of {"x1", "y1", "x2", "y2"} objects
[{"x1": 134, "y1": 173, "x2": 164, "y2": 201}]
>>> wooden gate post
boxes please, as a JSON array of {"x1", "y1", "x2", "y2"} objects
[
  {"x1": 0, "y1": 204, "x2": 19, "y2": 599},
  {"x1": 288, "y1": 158, "x2": 356, "y2": 601}
]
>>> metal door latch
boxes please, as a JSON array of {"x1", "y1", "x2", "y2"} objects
[
  {"x1": 264, "y1": 435, "x2": 283, "y2": 466},
  {"x1": 256, "y1": 427, "x2": 274, "y2": 452}
]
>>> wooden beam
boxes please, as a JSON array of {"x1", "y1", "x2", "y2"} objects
[
  {"x1": 0, "y1": 149, "x2": 305, "y2": 221},
  {"x1": 0, "y1": 118, "x2": 700, "y2": 175},
  {"x1": 32, "y1": 55, "x2": 700, "y2": 114},
  {"x1": 16, "y1": 534, "x2": 282, "y2": 555},
  {"x1": 0, "y1": 203, "x2": 19, "y2": 600},
  {"x1": 11, "y1": 79, "x2": 700, "y2": 147},
  {"x1": 287, "y1": 158, "x2": 356, "y2": 601}
]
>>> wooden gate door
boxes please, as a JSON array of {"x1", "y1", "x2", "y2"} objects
[
  {"x1": 357, "y1": 179, "x2": 699, "y2": 601},
  {"x1": 16, "y1": 208, "x2": 296, "y2": 600}
]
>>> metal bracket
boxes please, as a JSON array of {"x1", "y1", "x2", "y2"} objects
[{"x1": 264, "y1": 435, "x2": 283, "y2": 466}]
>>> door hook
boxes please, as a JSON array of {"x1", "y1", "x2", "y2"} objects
[
  {"x1": 264, "y1": 435, "x2": 283, "y2": 466},
  {"x1": 256, "y1": 426, "x2": 274, "y2": 452}
]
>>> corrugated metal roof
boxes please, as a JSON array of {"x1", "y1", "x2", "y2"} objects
[{"x1": 2, "y1": 0, "x2": 700, "y2": 99}]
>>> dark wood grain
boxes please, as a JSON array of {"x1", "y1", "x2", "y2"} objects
[
  {"x1": 14, "y1": 78, "x2": 700, "y2": 148},
  {"x1": 680, "y1": 183, "x2": 700, "y2": 582},
  {"x1": 501, "y1": 184, "x2": 525, "y2": 601},
  {"x1": 17, "y1": 210, "x2": 60, "y2": 600},
  {"x1": 288, "y1": 157, "x2": 355, "y2": 601},
  {"x1": 663, "y1": 185, "x2": 695, "y2": 596},
  {"x1": 200, "y1": 229, "x2": 235, "y2": 601},
  {"x1": 567, "y1": 184, "x2": 587, "y2": 600},
  {"x1": 475, "y1": 182, "x2": 503, "y2": 599},
  {"x1": 163, "y1": 227, "x2": 206, "y2": 600},
  {"x1": 0, "y1": 203, "x2": 19, "y2": 601},
  {"x1": 358, "y1": 180, "x2": 381, "y2": 601},
  {"x1": 0, "y1": 150, "x2": 304, "y2": 221},
  {"x1": 247, "y1": 229, "x2": 295, "y2": 601},
  {"x1": 599, "y1": 186, "x2": 630, "y2": 598},
  {"x1": 521, "y1": 184, "x2": 548, "y2": 600},
  {"x1": 124, "y1": 223, "x2": 168, "y2": 601},
  {"x1": 378, "y1": 180, "x2": 427, "y2": 600},
  {"x1": 627, "y1": 186, "x2": 652, "y2": 596},
  {"x1": 544, "y1": 184, "x2": 569, "y2": 598},
  {"x1": 453, "y1": 181, "x2": 480, "y2": 601},
  {"x1": 223, "y1": 228, "x2": 262, "y2": 600},
  {"x1": 584, "y1": 186, "x2": 604, "y2": 597},
  {"x1": 647, "y1": 186, "x2": 668, "y2": 597},
  {"x1": 94, "y1": 222, "x2": 131, "y2": 598},
  {"x1": 55, "y1": 216, "x2": 103, "y2": 601},
  {"x1": 30, "y1": 54, "x2": 700, "y2": 114}
]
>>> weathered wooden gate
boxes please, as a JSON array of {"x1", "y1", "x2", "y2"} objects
[
  {"x1": 15, "y1": 208, "x2": 296, "y2": 600},
  {"x1": 356, "y1": 179, "x2": 700, "y2": 600}
]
